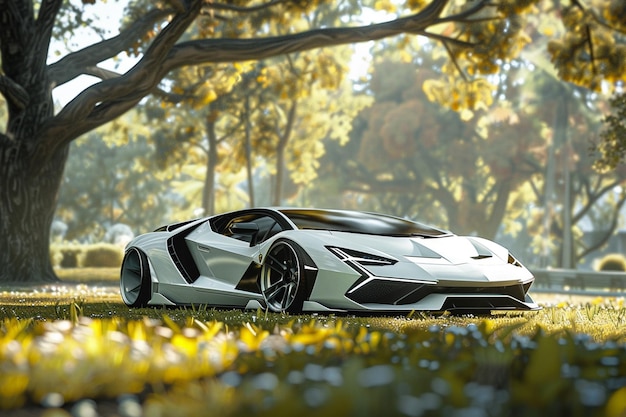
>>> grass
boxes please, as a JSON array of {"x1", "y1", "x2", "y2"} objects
[
  {"x1": 1, "y1": 271, "x2": 626, "y2": 416},
  {"x1": 54, "y1": 267, "x2": 119, "y2": 283}
]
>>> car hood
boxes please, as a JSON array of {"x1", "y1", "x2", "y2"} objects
[{"x1": 324, "y1": 231, "x2": 510, "y2": 266}]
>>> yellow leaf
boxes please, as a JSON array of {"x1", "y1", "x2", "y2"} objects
[
  {"x1": 374, "y1": 0, "x2": 396, "y2": 12},
  {"x1": 524, "y1": 332, "x2": 561, "y2": 386},
  {"x1": 606, "y1": 387, "x2": 626, "y2": 417},
  {"x1": 460, "y1": 109, "x2": 474, "y2": 121}
]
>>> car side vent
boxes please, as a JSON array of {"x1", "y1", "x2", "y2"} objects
[{"x1": 166, "y1": 230, "x2": 201, "y2": 284}]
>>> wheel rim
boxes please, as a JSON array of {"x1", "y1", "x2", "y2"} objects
[
  {"x1": 120, "y1": 248, "x2": 144, "y2": 305},
  {"x1": 261, "y1": 241, "x2": 300, "y2": 312}
]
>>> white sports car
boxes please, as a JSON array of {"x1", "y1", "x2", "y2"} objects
[{"x1": 120, "y1": 207, "x2": 539, "y2": 313}]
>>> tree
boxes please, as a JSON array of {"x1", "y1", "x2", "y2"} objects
[
  {"x1": 319, "y1": 42, "x2": 626, "y2": 267},
  {"x1": 2, "y1": 0, "x2": 626, "y2": 283},
  {"x1": 144, "y1": 44, "x2": 368, "y2": 215},
  {"x1": 324, "y1": 56, "x2": 544, "y2": 239},
  {"x1": 522, "y1": 82, "x2": 626, "y2": 268},
  {"x1": 593, "y1": 93, "x2": 626, "y2": 172},
  {"x1": 56, "y1": 111, "x2": 183, "y2": 240}
]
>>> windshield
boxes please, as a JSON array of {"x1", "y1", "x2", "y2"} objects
[{"x1": 279, "y1": 209, "x2": 449, "y2": 237}]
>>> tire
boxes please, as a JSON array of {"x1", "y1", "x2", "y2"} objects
[
  {"x1": 260, "y1": 240, "x2": 307, "y2": 313},
  {"x1": 120, "y1": 247, "x2": 152, "y2": 307}
]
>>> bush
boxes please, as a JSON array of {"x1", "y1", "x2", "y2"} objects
[
  {"x1": 50, "y1": 243, "x2": 85, "y2": 268},
  {"x1": 595, "y1": 253, "x2": 626, "y2": 271},
  {"x1": 82, "y1": 243, "x2": 124, "y2": 268},
  {"x1": 51, "y1": 242, "x2": 124, "y2": 268}
]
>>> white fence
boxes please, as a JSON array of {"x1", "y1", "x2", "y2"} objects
[{"x1": 531, "y1": 268, "x2": 626, "y2": 296}]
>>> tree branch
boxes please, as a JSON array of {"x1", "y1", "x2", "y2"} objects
[
  {"x1": 47, "y1": 7, "x2": 172, "y2": 87},
  {"x1": 34, "y1": 0, "x2": 63, "y2": 65},
  {"x1": 205, "y1": 0, "x2": 286, "y2": 13},
  {"x1": 32, "y1": 0, "x2": 203, "y2": 170},
  {"x1": 162, "y1": 0, "x2": 452, "y2": 69},
  {"x1": 84, "y1": 66, "x2": 186, "y2": 102},
  {"x1": 435, "y1": 0, "x2": 492, "y2": 25},
  {"x1": 572, "y1": 0, "x2": 626, "y2": 36},
  {"x1": 169, "y1": 10, "x2": 447, "y2": 68},
  {"x1": 577, "y1": 191, "x2": 626, "y2": 260},
  {"x1": 572, "y1": 178, "x2": 620, "y2": 224},
  {"x1": 0, "y1": 75, "x2": 29, "y2": 110},
  {"x1": 33, "y1": 0, "x2": 492, "y2": 171},
  {"x1": 423, "y1": 31, "x2": 476, "y2": 49},
  {"x1": 443, "y1": 40, "x2": 468, "y2": 82}
]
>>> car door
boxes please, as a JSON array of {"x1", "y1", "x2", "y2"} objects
[{"x1": 187, "y1": 213, "x2": 285, "y2": 288}]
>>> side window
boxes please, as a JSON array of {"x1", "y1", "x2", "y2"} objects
[
  {"x1": 256, "y1": 217, "x2": 283, "y2": 244},
  {"x1": 225, "y1": 214, "x2": 259, "y2": 243},
  {"x1": 224, "y1": 214, "x2": 284, "y2": 244}
]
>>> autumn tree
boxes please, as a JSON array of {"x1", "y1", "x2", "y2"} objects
[
  {"x1": 324, "y1": 56, "x2": 544, "y2": 239},
  {"x1": 144, "y1": 45, "x2": 368, "y2": 216},
  {"x1": 2, "y1": 0, "x2": 626, "y2": 283},
  {"x1": 326, "y1": 45, "x2": 626, "y2": 268},
  {"x1": 593, "y1": 94, "x2": 626, "y2": 172}
]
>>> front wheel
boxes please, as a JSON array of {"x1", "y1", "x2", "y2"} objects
[
  {"x1": 120, "y1": 247, "x2": 152, "y2": 307},
  {"x1": 260, "y1": 240, "x2": 306, "y2": 313}
]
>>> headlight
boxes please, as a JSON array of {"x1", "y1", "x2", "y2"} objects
[{"x1": 327, "y1": 246, "x2": 397, "y2": 266}]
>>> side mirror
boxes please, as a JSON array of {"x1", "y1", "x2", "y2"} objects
[{"x1": 230, "y1": 222, "x2": 259, "y2": 246}]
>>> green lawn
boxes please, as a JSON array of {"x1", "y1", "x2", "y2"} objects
[
  {"x1": 1, "y1": 272, "x2": 625, "y2": 416},
  {"x1": 55, "y1": 267, "x2": 120, "y2": 283}
]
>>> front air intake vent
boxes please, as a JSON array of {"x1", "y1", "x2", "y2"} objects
[
  {"x1": 347, "y1": 279, "x2": 429, "y2": 305},
  {"x1": 346, "y1": 280, "x2": 528, "y2": 306}
]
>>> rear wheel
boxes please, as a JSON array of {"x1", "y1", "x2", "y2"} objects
[
  {"x1": 261, "y1": 240, "x2": 306, "y2": 313},
  {"x1": 120, "y1": 247, "x2": 152, "y2": 307}
]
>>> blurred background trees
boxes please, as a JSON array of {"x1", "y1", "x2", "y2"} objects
[
  {"x1": 56, "y1": 0, "x2": 626, "y2": 271},
  {"x1": 3, "y1": 0, "x2": 626, "y2": 281}
]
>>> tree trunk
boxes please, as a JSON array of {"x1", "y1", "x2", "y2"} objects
[
  {"x1": 272, "y1": 100, "x2": 297, "y2": 206},
  {"x1": 0, "y1": 141, "x2": 69, "y2": 283},
  {"x1": 203, "y1": 120, "x2": 218, "y2": 216},
  {"x1": 244, "y1": 95, "x2": 255, "y2": 208}
]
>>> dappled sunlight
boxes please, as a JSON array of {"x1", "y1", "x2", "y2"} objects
[{"x1": 0, "y1": 283, "x2": 121, "y2": 306}]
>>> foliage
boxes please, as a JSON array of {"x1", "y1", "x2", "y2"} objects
[
  {"x1": 81, "y1": 244, "x2": 124, "y2": 268},
  {"x1": 545, "y1": 0, "x2": 626, "y2": 90},
  {"x1": 0, "y1": 296, "x2": 626, "y2": 415},
  {"x1": 3, "y1": 0, "x2": 626, "y2": 283},
  {"x1": 49, "y1": 243, "x2": 84, "y2": 269},
  {"x1": 593, "y1": 93, "x2": 626, "y2": 172},
  {"x1": 56, "y1": 112, "x2": 184, "y2": 240},
  {"x1": 144, "y1": 15, "x2": 372, "y2": 213},
  {"x1": 338, "y1": 56, "x2": 544, "y2": 238},
  {"x1": 50, "y1": 243, "x2": 123, "y2": 269},
  {"x1": 318, "y1": 33, "x2": 626, "y2": 267}
]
